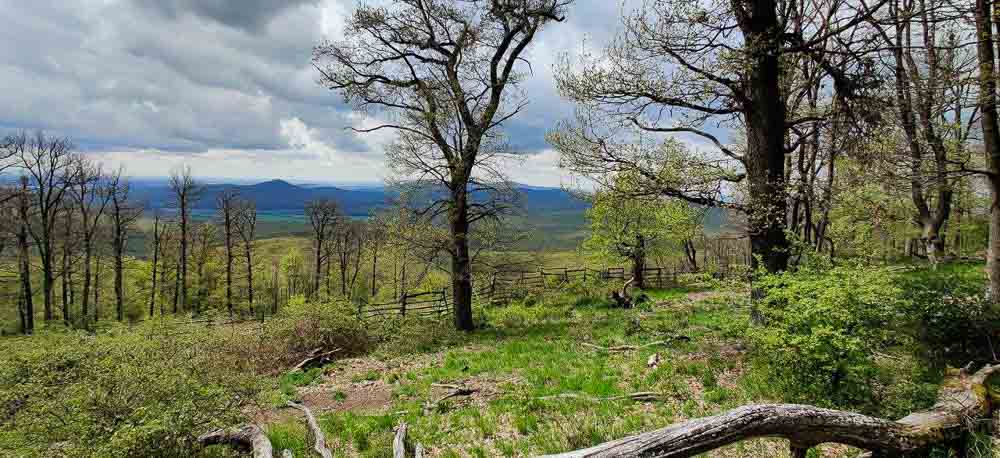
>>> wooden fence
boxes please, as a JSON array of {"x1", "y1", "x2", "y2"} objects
[
  {"x1": 357, "y1": 288, "x2": 451, "y2": 320},
  {"x1": 475, "y1": 264, "x2": 705, "y2": 305}
]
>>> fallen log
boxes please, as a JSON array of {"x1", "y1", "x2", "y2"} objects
[
  {"x1": 542, "y1": 364, "x2": 1000, "y2": 457},
  {"x1": 286, "y1": 402, "x2": 333, "y2": 458},
  {"x1": 198, "y1": 424, "x2": 273, "y2": 458},
  {"x1": 291, "y1": 348, "x2": 342, "y2": 372}
]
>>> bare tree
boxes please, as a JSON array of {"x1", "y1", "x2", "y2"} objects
[
  {"x1": 234, "y1": 197, "x2": 257, "y2": 314},
  {"x1": 191, "y1": 222, "x2": 216, "y2": 317},
  {"x1": 314, "y1": 0, "x2": 571, "y2": 330},
  {"x1": 107, "y1": 168, "x2": 142, "y2": 322},
  {"x1": 305, "y1": 199, "x2": 339, "y2": 298},
  {"x1": 333, "y1": 221, "x2": 365, "y2": 298},
  {"x1": 167, "y1": 165, "x2": 202, "y2": 313},
  {"x1": 15, "y1": 177, "x2": 34, "y2": 333},
  {"x1": 68, "y1": 157, "x2": 111, "y2": 324},
  {"x1": 148, "y1": 211, "x2": 163, "y2": 317},
  {"x1": 216, "y1": 190, "x2": 239, "y2": 317},
  {"x1": 10, "y1": 131, "x2": 75, "y2": 321}
]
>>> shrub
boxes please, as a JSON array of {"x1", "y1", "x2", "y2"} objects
[
  {"x1": 0, "y1": 328, "x2": 266, "y2": 457},
  {"x1": 749, "y1": 264, "x2": 928, "y2": 413},
  {"x1": 898, "y1": 263, "x2": 999, "y2": 364}
]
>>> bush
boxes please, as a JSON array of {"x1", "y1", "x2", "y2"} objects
[
  {"x1": 749, "y1": 264, "x2": 934, "y2": 413},
  {"x1": 0, "y1": 328, "x2": 266, "y2": 457},
  {"x1": 899, "y1": 263, "x2": 999, "y2": 364},
  {"x1": 262, "y1": 297, "x2": 372, "y2": 368}
]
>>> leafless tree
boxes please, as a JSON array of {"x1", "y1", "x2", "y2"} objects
[
  {"x1": 216, "y1": 190, "x2": 239, "y2": 317},
  {"x1": 9, "y1": 131, "x2": 75, "y2": 321},
  {"x1": 15, "y1": 177, "x2": 34, "y2": 333},
  {"x1": 68, "y1": 157, "x2": 111, "y2": 324},
  {"x1": 107, "y1": 168, "x2": 142, "y2": 322},
  {"x1": 305, "y1": 199, "x2": 339, "y2": 298},
  {"x1": 168, "y1": 165, "x2": 202, "y2": 313},
  {"x1": 313, "y1": 0, "x2": 571, "y2": 329},
  {"x1": 234, "y1": 197, "x2": 257, "y2": 314},
  {"x1": 148, "y1": 211, "x2": 164, "y2": 317},
  {"x1": 191, "y1": 222, "x2": 217, "y2": 317},
  {"x1": 333, "y1": 221, "x2": 365, "y2": 298}
]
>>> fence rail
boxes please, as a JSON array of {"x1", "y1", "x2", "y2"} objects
[
  {"x1": 357, "y1": 288, "x2": 451, "y2": 320},
  {"x1": 474, "y1": 264, "x2": 712, "y2": 305}
]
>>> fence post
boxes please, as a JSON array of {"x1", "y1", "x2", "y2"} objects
[{"x1": 400, "y1": 294, "x2": 407, "y2": 317}]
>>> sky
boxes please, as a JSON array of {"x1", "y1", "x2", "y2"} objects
[{"x1": 0, "y1": 1, "x2": 635, "y2": 187}]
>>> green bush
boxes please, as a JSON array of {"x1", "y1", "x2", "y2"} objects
[
  {"x1": 750, "y1": 264, "x2": 935, "y2": 413},
  {"x1": 0, "y1": 328, "x2": 266, "y2": 457},
  {"x1": 898, "y1": 263, "x2": 999, "y2": 364}
]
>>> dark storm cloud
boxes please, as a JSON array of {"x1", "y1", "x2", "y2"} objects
[
  {"x1": 135, "y1": 0, "x2": 320, "y2": 32},
  {"x1": 0, "y1": 0, "x2": 635, "y2": 179}
]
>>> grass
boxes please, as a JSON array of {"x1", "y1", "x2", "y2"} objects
[{"x1": 262, "y1": 284, "x2": 797, "y2": 456}]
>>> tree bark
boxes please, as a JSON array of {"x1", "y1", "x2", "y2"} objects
[
  {"x1": 17, "y1": 186, "x2": 33, "y2": 334},
  {"x1": 742, "y1": 0, "x2": 789, "y2": 274},
  {"x1": 543, "y1": 364, "x2": 1000, "y2": 457},
  {"x1": 977, "y1": 0, "x2": 1000, "y2": 306},
  {"x1": 449, "y1": 185, "x2": 474, "y2": 331}
]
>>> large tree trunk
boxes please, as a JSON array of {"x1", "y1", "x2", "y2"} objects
[
  {"x1": 544, "y1": 364, "x2": 1000, "y2": 457},
  {"x1": 743, "y1": 0, "x2": 789, "y2": 274},
  {"x1": 977, "y1": 0, "x2": 1000, "y2": 306},
  {"x1": 449, "y1": 186, "x2": 474, "y2": 331}
]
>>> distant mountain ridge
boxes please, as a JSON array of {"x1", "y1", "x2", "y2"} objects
[{"x1": 132, "y1": 179, "x2": 589, "y2": 216}]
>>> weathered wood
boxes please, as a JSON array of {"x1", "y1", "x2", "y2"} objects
[
  {"x1": 393, "y1": 421, "x2": 408, "y2": 458},
  {"x1": 198, "y1": 424, "x2": 273, "y2": 458},
  {"x1": 290, "y1": 348, "x2": 341, "y2": 372},
  {"x1": 415, "y1": 443, "x2": 424, "y2": 458},
  {"x1": 542, "y1": 364, "x2": 1000, "y2": 457},
  {"x1": 281, "y1": 450, "x2": 293, "y2": 458},
  {"x1": 286, "y1": 402, "x2": 332, "y2": 458}
]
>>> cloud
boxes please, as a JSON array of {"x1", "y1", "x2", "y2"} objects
[
  {"x1": 0, "y1": 0, "x2": 641, "y2": 187},
  {"x1": 134, "y1": 0, "x2": 320, "y2": 32}
]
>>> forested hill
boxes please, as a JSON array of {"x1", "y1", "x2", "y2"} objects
[{"x1": 131, "y1": 179, "x2": 590, "y2": 216}]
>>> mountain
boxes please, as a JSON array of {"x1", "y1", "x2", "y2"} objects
[{"x1": 132, "y1": 179, "x2": 587, "y2": 216}]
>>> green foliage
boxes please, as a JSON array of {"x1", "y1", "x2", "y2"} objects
[
  {"x1": 749, "y1": 264, "x2": 938, "y2": 414},
  {"x1": 581, "y1": 177, "x2": 700, "y2": 267},
  {"x1": 0, "y1": 328, "x2": 266, "y2": 457},
  {"x1": 898, "y1": 262, "x2": 999, "y2": 364}
]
